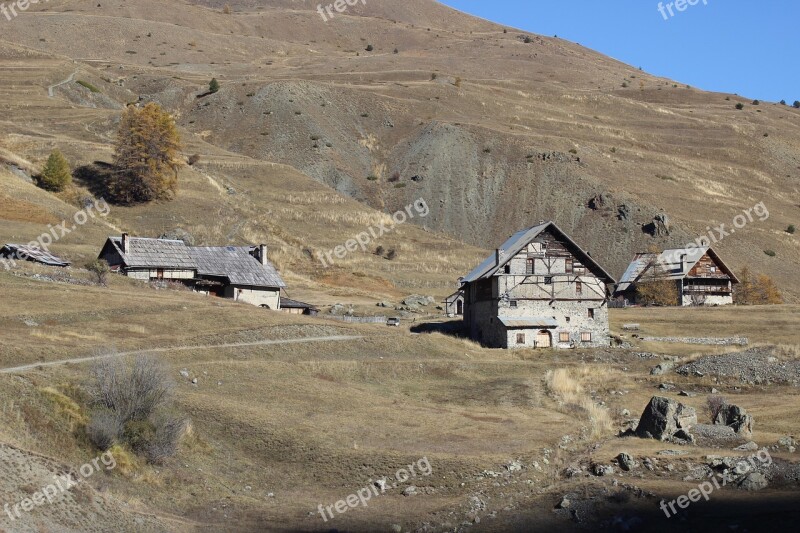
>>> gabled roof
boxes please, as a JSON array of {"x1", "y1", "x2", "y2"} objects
[
  {"x1": 107, "y1": 236, "x2": 197, "y2": 270},
  {"x1": 617, "y1": 246, "x2": 738, "y2": 292},
  {"x1": 280, "y1": 297, "x2": 317, "y2": 310},
  {"x1": 0, "y1": 244, "x2": 70, "y2": 267},
  {"x1": 462, "y1": 221, "x2": 616, "y2": 284},
  {"x1": 188, "y1": 246, "x2": 286, "y2": 288}
]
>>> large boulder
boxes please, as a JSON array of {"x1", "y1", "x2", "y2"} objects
[
  {"x1": 714, "y1": 404, "x2": 754, "y2": 439},
  {"x1": 635, "y1": 396, "x2": 697, "y2": 441}
]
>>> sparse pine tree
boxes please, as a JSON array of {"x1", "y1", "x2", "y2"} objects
[
  {"x1": 38, "y1": 149, "x2": 72, "y2": 192},
  {"x1": 734, "y1": 266, "x2": 755, "y2": 305},
  {"x1": 209, "y1": 78, "x2": 220, "y2": 94},
  {"x1": 112, "y1": 103, "x2": 183, "y2": 203}
]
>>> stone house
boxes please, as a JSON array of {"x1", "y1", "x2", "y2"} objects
[
  {"x1": 615, "y1": 246, "x2": 738, "y2": 306},
  {"x1": 97, "y1": 234, "x2": 286, "y2": 309},
  {"x1": 460, "y1": 221, "x2": 616, "y2": 349}
]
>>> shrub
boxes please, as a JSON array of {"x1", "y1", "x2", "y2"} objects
[
  {"x1": 621, "y1": 81, "x2": 629, "y2": 88},
  {"x1": 87, "y1": 356, "x2": 185, "y2": 462},
  {"x1": 85, "y1": 259, "x2": 111, "y2": 286},
  {"x1": 388, "y1": 171, "x2": 401, "y2": 182},
  {"x1": 386, "y1": 249, "x2": 397, "y2": 260},
  {"x1": 568, "y1": 148, "x2": 578, "y2": 154},
  {"x1": 483, "y1": 148, "x2": 492, "y2": 154},
  {"x1": 734, "y1": 266, "x2": 783, "y2": 305},
  {"x1": 375, "y1": 245, "x2": 385, "y2": 256},
  {"x1": 794, "y1": 101, "x2": 800, "y2": 109},
  {"x1": 38, "y1": 149, "x2": 72, "y2": 191},
  {"x1": 86, "y1": 410, "x2": 122, "y2": 450},
  {"x1": 222, "y1": 4, "x2": 231, "y2": 14},
  {"x1": 365, "y1": 44, "x2": 374, "y2": 52},
  {"x1": 394, "y1": 182, "x2": 406, "y2": 188},
  {"x1": 77, "y1": 80, "x2": 101, "y2": 93},
  {"x1": 764, "y1": 249, "x2": 776, "y2": 257},
  {"x1": 430, "y1": 73, "x2": 437, "y2": 80},
  {"x1": 735, "y1": 103, "x2": 744, "y2": 110},
  {"x1": 393, "y1": 48, "x2": 398, "y2": 54},
  {"x1": 780, "y1": 100, "x2": 786, "y2": 105},
  {"x1": 366, "y1": 175, "x2": 378, "y2": 181},
  {"x1": 707, "y1": 395, "x2": 727, "y2": 423},
  {"x1": 752, "y1": 99, "x2": 760, "y2": 105},
  {"x1": 523, "y1": 36, "x2": 532, "y2": 43},
  {"x1": 89, "y1": 356, "x2": 174, "y2": 423},
  {"x1": 209, "y1": 78, "x2": 220, "y2": 94},
  {"x1": 454, "y1": 77, "x2": 462, "y2": 87},
  {"x1": 787, "y1": 225, "x2": 796, "y2": 234},
  {"x1": 187, "y1": 153, "x2": 201, "y2": 166}
]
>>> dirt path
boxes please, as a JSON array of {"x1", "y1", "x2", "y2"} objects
[
  {"x1": 0, "y1": 335, "x2": 364, "y2": 374},
  {"x1": 47, "y1": 69, "x2": 77, "y2": 97}
]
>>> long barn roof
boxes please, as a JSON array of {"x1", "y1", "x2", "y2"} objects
[{"x1": 188, "y1": 246, "x2": 286, "y2": 288}]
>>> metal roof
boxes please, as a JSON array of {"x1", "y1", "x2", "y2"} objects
[
  {"x1": 109, "y1": 236, "x2": 197, "y2": 270},
  {"x1": 499, "y1": 317, "x2": 559, "y2": 329},
  {"x1": 188, "y1": 246, "x2": 286, "y2": 288},
  {"x1": 0, "y1": 244, "x2": 70, "y2": 267},
  {"x1": 462, "y1": 221, "x2": 616, "y2": 284},
  {"x1": 617, "y1": 245, "x2": 738, "y2": 292}
]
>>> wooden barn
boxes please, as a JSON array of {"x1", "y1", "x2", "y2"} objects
[
  {"x1": 460, "y1": 221, "x2": 616, "y2": 349},
  {"x1": 615, "y1": 246, "x2": 739, "y2": 306}
]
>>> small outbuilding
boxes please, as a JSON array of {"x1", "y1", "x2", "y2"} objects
[{"x1": 0, "y1": 244, "x2": 70, "y2": 267}]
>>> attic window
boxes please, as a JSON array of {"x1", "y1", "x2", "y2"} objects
[
  {"x1": 544, "y1": 276, "x2": 553, "y2": 285},
  {"x1": 510, "y1": 300, "x2": 518, "y2": 308},
  {"x1": 504, "y1": 264, "x2": 511, "y2": 274}
]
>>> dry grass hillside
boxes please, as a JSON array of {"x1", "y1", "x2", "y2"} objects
[{"x1": 0, "y1": 0, "x2": 797, "y2": 299}]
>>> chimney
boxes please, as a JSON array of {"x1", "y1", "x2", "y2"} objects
[
  {"x1": 121, "y1": 233, "x2": 129, "y2": 254},
  {"x1": 680, "y1": 254, "x2": 687, "y2": 273},
  {"x1": 258, "y1": 244, "x2": 268, "y2": 266}
]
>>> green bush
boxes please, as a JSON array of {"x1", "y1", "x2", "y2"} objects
[
  {"x1": 787, "y1": 225, "x2": 796, "y2": 234},
  {"x1": 365, "y1": 44, "x2": 374, "y2": 51},
  {"x1": 764, "y1": 250, "x2": 777, "y2": 257},
  {"x1": 209, "y1": 78, "x2": 220, "y2": 93},
  {"x1": 794, "y1": 101, "x2": 800, "y2": 109},
  {"x1": 735, "y1": 103, "x2": 744, "y2": 110}
]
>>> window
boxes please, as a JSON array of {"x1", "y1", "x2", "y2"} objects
[
  {"x1": 526, "y1": 258, "x2": 535, "y2": 275},
  {"x1": 576, "y1": 281, "x2": 582, "y2": 294},
  {"x1": 565, "y1": 316, "x2": 571, "y2": 323},
  {"x1": 504, "y1": 264, "x2": 511, "y2": 274},
  {"x1": 588, "y1": 308, "x2": 595, "y2": 319},
  {"x1": 516, "y1": 333, "x2": 526, "y2": 344},
  {"x1": 510, "y1": 300, "x2": 518, "y2": 308},
  {"x1": 581, "y1": 332, "x2": 592, "y2": 343},
  {"x1": 559, "y1": 332, "x2": 570, "y2": 343},
  {"x1": 544, "y1": 276, "x2": 553, "y2": 285},
  {"x1": 565, "y1": 257, "x2": 573, "y2": 273}
]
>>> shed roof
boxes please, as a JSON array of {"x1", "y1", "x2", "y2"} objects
[
  {"x1": 0, "y1": 244, "x2": 70, "y2": 267},
  {"x1": 188, "y1": 246, "x2": 286, "y2": 288},
  {"x1": 280, "y1": 297, "x2": 317, "y2": 310},
  {"x1": 462, "y1": 221, "x2": 616, "y2": 284}
]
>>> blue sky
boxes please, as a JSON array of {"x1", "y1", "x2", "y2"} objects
[{"x1": 438, "y1": 0, "x2": 799, "y2": 103}]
